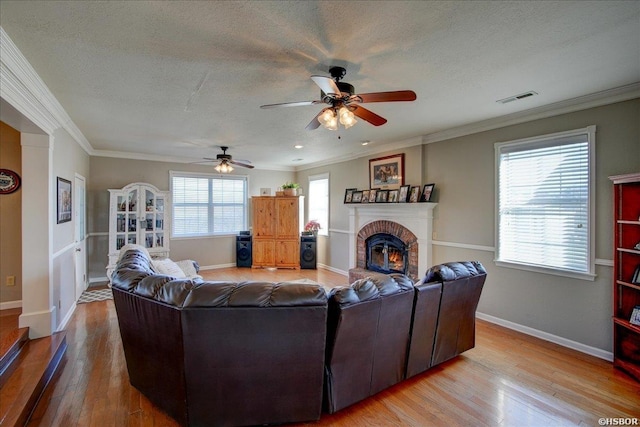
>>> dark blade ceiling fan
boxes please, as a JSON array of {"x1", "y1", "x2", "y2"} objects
[
  {"x1": 260, "y1": 66, "x2": 416, "y2": 130},
  {"x1": 194, "y1": 146, "x2": 254, "y2": 173}
]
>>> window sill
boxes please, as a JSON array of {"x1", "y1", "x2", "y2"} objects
[
  {"x1": 494, "y1": 260, "x2": 597, "y2": 281},
  {"x1": 172, "y1": 234, "x2": 236, "y2": 240}
]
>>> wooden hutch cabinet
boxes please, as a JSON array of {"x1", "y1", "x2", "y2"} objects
[
  {"x1": 252, "y1": 196, "x2": 303, "y2": 268},
  {"x1": 610, "y1": 172, "x2": 640, "y2": 382}
]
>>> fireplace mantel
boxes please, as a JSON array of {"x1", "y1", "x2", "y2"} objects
[{"x1": 347, "y1": 203, "x2": 437, "y2": 280}]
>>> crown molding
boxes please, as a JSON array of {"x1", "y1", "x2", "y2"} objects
[
  {"x1": 295, "y1": 136, "x2": 423, "y2": 171},
  {"x1": 90, "y1": 149, "x2": 296, "y2": 172},
  {"x1": 421, "y1": 83, "x2": 640, "y2": 145},
  {"x1": 0, "y1": 27, "x2": 94, "y2": 154}
]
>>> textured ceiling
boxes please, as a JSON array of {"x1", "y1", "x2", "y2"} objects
[{"x1": 1, "y1": 1, "x2": 639, "y2": 170}]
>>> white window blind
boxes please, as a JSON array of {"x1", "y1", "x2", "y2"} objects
[
  {"x1": 171, "y1": 172, "x2": 247, "y2": 237},
  {"x1": 495, "y1": 127, "x2": 595, "y2": 278},
  {"x1": 308, "y1": 174, "x2": 329, "y2": 236}
]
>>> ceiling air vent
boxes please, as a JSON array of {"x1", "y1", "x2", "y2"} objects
[{"x1": 496, "y1": 91, "x2": 538, "y2": 104}]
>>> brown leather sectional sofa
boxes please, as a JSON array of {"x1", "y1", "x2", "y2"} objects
[{"x1": 111, "y1": 248, "x2": 486, "y2": 427}]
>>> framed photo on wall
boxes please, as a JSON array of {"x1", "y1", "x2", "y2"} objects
[
  {"x1": 57, "y1": 177, "x2": 72, "y2": 224},
  {"x1": 369, "y1": 153, "x2": 404, "y2": 190}
]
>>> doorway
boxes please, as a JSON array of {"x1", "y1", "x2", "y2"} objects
[{"x1": 74, "y1": 174, "x2": 87, "y2": 300}]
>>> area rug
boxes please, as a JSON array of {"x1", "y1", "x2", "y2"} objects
[{"x1": 77, "y1": 288, "x2": 113, "y2": 304}]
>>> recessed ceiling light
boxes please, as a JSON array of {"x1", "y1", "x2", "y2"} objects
[
  {"x1": 292, "y1": 158, "x2": 303, "y2": 162},
  {"x1": 361, "y1": 141, "x2": 370, "y2": 146},
  {"x1": 294, "y1": 144, "x2": 303, "y2": 149}
]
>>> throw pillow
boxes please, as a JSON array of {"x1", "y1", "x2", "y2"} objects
[{"x1": 152, "y1": 258, "x2": 187, "y2": 279}]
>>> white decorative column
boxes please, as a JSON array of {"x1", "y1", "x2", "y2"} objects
[{"x1": 20, "y1": 133, "x2": 55, "y2": 338}]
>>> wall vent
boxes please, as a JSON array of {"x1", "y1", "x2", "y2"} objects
[{"x1": 496, "y1": 91, "x2": 538, "y2": 104}]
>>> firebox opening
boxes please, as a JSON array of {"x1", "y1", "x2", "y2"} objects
[{"x1": 366, "y1": 233, "x2": 408, "y2": 275}]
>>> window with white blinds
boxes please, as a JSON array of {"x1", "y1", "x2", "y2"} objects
[
  {"x1": 495, "y1": 126, "x2": 595, "y2": 279},
  {"x1": 308, "y1": 174, "x2": 329, "y2": 236},
  {"x1": 170, "y1": 172, "x2": 247, "y2": 237}
]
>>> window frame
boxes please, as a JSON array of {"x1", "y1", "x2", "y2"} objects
[
  {"x1": 308, "y1": 173, "x2": 329, "y2": 237},
  {"x1": 170, "y1": 170, "x2": 249, "y2": 239},
  {"x1": 494, "y1": 125, "x2": 596, "y2": 281}
]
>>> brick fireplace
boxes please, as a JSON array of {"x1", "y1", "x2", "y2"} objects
[
  {"x1": 347, "y1": 203, "x2": 437, "y2": 283},
  {"x1": 356, "y1": 220, "x2": 418, "y2": 280}
]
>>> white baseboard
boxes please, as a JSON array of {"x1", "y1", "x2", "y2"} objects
[
  {"x1": 199, "y1": 263, "x2": 236, "y2": 271},
  {"x1": 89, "y1": 276, "x2": 108, "y2": 284},
  {"x1": 57, "y1": 302, "x2": 76, "y2": 332},
  {"x1": 0, "y1": 300, "x2": 22, "y2": 310},
  {"x1": 476, "y1": 312, "x2": 613, "y2": 362},
  {"x1": 318, "y1": 263, "x2": 348, "y2": 277}
]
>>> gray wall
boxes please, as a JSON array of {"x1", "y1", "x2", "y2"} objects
[
  {"x1": 52, "y1": 126, "x2": 90, "y2": 328},
  {"x1": 298, "y1": 98, "x2": 638, "y2": 354},
  {"x1": 88, "y1": 156, "x2": 295, "y2": 280},
  {"x1": 424, "y1": 98, "x2": 639, "y2": 353}
]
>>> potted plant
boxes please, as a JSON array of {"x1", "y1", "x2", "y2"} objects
[
  {"x1": 304, "y1": 220, "x2": 321, "y2": 236},
  {"x1": 281, "y1": 181, "x2": 300, "y2": 196}
]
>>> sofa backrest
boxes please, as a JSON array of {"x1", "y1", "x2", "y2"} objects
[
  {"x1": 422, "y1": 261, "x2": 487, "y2": 366},
  {"x1": 111, "y1": 249, "x2": 329, "y2": 426},
  {"x1": 324, "y1": 272, "x2": 414, "y2": 413}
]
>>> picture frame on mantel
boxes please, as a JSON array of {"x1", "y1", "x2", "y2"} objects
[
  {"x1": 369, "y1": 153, "x2": 404, "y2": 190},
  {"x1": 344, "y1": 188, "x2": 356, "y2": 203},
  {"x1": 399, "y1": 185, "x2": 410, "y2": 203},
  {"x1": 421, "y1": 183, "x2": 435, "y2": 202},
  {"x1": 409, "y1": 186, "x2": 420, "y2": 203}
]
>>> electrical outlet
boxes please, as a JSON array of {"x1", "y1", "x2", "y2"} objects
[
  {"x1": 6, "y1": 276, "x2": 15, "y2": 286},
  {"x1": 432, "y1": 232, "x2": 438, "y2": 240}
]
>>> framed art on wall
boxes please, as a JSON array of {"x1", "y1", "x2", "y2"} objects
[
  {"x1": 57, "y1": 177, "x2": 72, "y2": 224},
  {"x1": 369, "y1": 154, "x2": 404, "y2": 190}
]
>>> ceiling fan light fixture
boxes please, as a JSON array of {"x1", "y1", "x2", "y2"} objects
[
  {"x1": 325, "y1": 115, "x2": 338, "y2": 131},
  {"x1": 318, "y1": 109, "x2": 336, "y2": 127},
  {"x1": 215, "y1": 160, "x2": 233, "y2": 173},
  {"x1": 338, "y1": 106, "x2": 357, "y2": 129}
]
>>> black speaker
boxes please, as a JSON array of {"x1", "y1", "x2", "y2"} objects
[
  {"x1": 236, "y1": 235, "x2": 252, "y2": 268},
  {"x1": 300, "y1": 235, "x2": 317, "y2": 269}
]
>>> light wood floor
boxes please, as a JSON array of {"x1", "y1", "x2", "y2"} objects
[{"x1": 18, "y1": 267, "x2": 640, "y2": 426}]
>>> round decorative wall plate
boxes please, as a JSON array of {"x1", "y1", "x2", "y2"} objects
[{"x1": 0, "y1": 169, "x2": 21, "y2": 194}]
